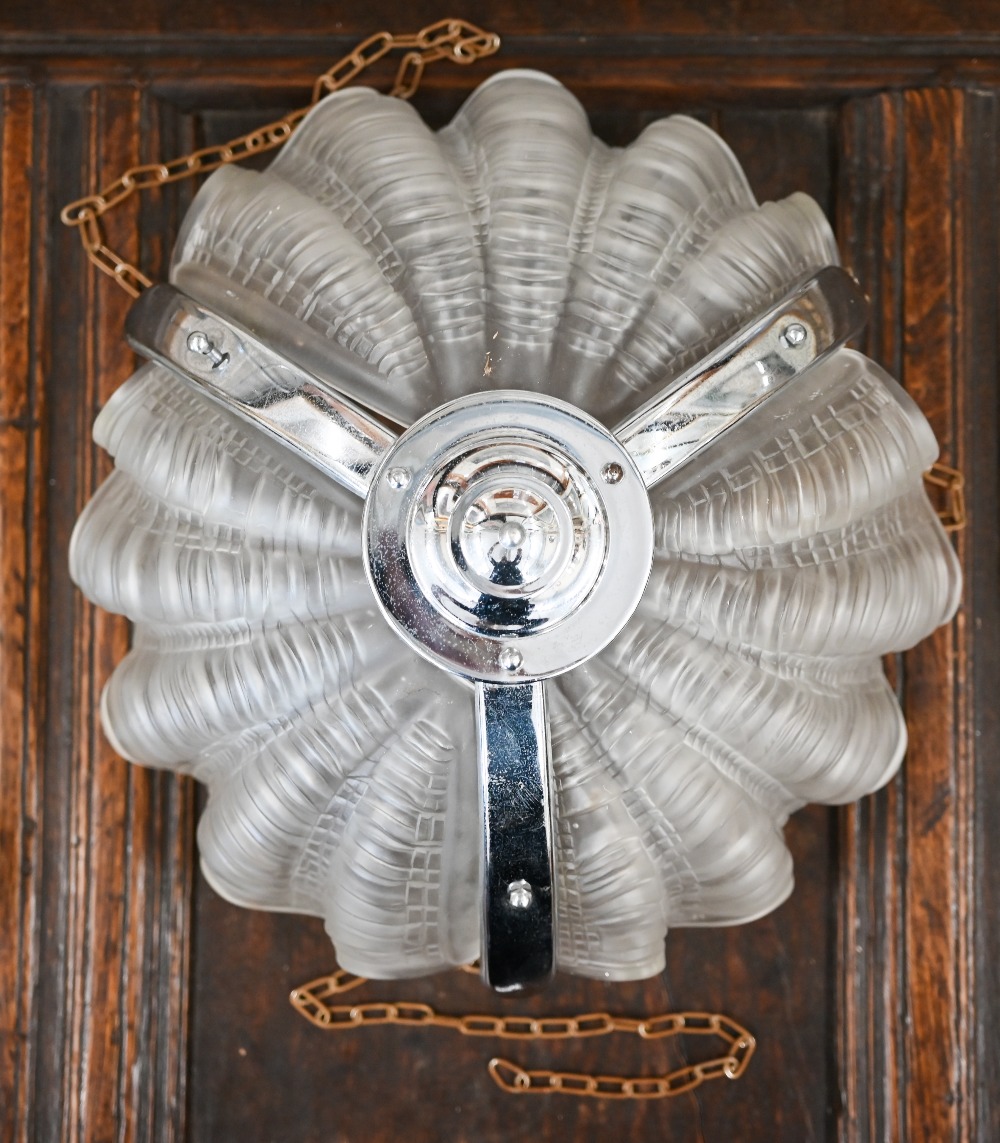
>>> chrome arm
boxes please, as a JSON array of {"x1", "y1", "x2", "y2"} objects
[
  {"x1": 614, "y1": 267, "x2": 868, "y2": 489},
  {"x1": 126, "y1": 285, "x2": 397, "y2": 499},
  {"x1": 475, "y1": 681, "x2": 555, "y2": 991}
]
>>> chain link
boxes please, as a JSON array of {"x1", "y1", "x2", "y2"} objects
[
  {"x1": 290, "y1": 968, "x2": 756, "y2": 1101},
  {"x1": 924, "y1": 462, "x2": 967, "y2": 532},
  {"x1": 59, "y1": 19, "x2": 500, "y2": 298}
]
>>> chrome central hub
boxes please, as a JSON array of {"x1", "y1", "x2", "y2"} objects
[
  {"x1": 411, "y1": 439, "x2": 608, "y2": 639},
  {"x1": 363, "y1": 391, "x2": 653, "y2": 683}
]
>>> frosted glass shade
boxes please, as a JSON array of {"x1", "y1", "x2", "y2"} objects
[{"x1": 70, "y1": 71, "x2": 961, "y2": 982}]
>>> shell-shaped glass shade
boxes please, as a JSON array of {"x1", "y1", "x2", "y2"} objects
[{"x1": 70, "y1": 71, "x2": 961, "y2": 981}]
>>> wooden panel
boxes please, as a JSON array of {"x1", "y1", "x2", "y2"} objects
[
  {"x1": 0, "y1": 10, "x2": 997, "y2": 1142},
  {"x1": 188, "y1": 816, "x2": 834, "y2": 1143},
  {"x1": 0, "y1": 80, "x2": 194, "y2": 1142},
  {"x1": 836, "y1": 88, "x2": 990, "y2": 1143}
]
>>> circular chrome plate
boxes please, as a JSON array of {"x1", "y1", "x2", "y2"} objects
[{"x1": 363, "y1": 391, "x2": 653, "y2": 683}]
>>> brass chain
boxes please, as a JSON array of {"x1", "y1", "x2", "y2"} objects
[
  {"x1": 290, "y1": 968, "x2": 755, "y2": 1100},
  {"x1": 59, "y1": 19, "x2": 500, "y2": 298}
]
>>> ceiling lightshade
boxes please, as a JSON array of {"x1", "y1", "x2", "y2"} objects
[{"x1": 70, "y1": 71, "x2": 961, "y2": 988}]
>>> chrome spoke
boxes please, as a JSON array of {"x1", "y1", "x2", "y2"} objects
[
  {"x1": 475, "y1": 680, "x2": 555, "y2": 992},
  {"x1": 126, "y1": 285, "x2": 397, "y2": 498},
  {"x1": 614, "y1": 266, "x2": 868, "y2": 490}
]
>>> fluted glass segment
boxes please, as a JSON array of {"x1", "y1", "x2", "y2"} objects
[{"x1": 70, "y1": 71, "x2": 961, "y2": 982}]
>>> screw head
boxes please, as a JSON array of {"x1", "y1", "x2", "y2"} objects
[
  {"x1": 385, "y1": 466, "x2": 411, "y2": 490},
  {"x1": 186, "y1": 331, "x2": 213, "y2": 356},
  {"x1": 507, "y1": 879, "x2": 533, "y2": 909},
  {"x1": 781, "y1": 322, "x2": 808, "y2": 348},
  {"x1": 498, "y1": 646, "x2": 523, "y2": 672},
  {"x1": 601, "y1": 462, "x2": 624, "y2": 485}
]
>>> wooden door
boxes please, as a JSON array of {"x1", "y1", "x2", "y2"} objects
[{"x1": 2, "y1": 5, "x2": 997, "y2": 1140}]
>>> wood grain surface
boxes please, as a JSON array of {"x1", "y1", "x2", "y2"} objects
[
  {"x1": 2, "y1": 0, "x2": 1000, "y2": 41},
  {"x1": 0, "y1": 7, "x2": 996, "y2": 1141}
]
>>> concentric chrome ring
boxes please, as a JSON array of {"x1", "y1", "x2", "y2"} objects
[{"x1": 363, "y1": 391, "x2": 654, "y2": 683}]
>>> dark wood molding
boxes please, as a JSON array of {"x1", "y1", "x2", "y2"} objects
[
  {"x1": 961, "y1": 89, "x2": 1000, "y2": 1143},
  {"x1": 837, "y1": 87, "x2": 991, "y2": 1143},
  {"x1": 8, "y1": 49, "x2": 1000, "y2": 104},
  {"x1": 0, "y1": 79, "x2": 45, "y2": 1143},
  {"x1": 2, "y1": 0, "x2": 1000, "y2": 41}
]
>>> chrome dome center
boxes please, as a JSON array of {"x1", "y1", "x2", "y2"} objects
[
  {"x1": 455, "y1": 478, "x2": 573, "y2": 600},
  {"x1": 363, "y1": 391, "x2": 654, "y2": 683}
]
